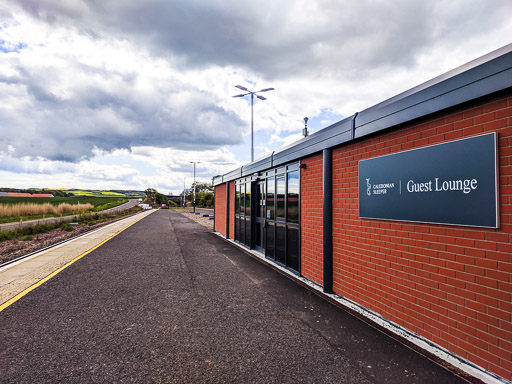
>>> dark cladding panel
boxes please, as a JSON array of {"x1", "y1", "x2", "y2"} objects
[
  {"x1": 286, "y1": 226, "x2": 299, "y2": 271},
  {"x1": 245, "y1": 216, "x2": 251, "y2": 247},
  {"x1": 235, "y1": 215, "x2": 240, "y2": 242},
  {"x1": 266, "y1": 222, "x2": 275, "y2": 259},
  {"x1": 276, "y1": 223, "x2": 286, "y2": 264},
  {"x1": 239, "y1": 215, "x2": 245, "y2": 244},
  {"x1": 256, "y1": 222, "x2": 262, "y2": 248}
]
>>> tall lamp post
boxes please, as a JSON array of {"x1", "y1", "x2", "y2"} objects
[
  {"x1": 189, "y1": 161, "x2": 200, "y2": 213},
  {"x1": 232, "y1": 85, "x2": 274, "y2": 162},
  {"x1": 182, "y1": 177, "x2": 186, "y2": 207}
]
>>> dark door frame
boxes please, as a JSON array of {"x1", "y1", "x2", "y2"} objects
[{"x1": 254, "y1": 180, "x2": 265, "y2": 253}]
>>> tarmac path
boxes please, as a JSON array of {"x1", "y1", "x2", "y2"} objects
[{"x1": 0, "y1": 210, "x2": 468, "y2": 383}]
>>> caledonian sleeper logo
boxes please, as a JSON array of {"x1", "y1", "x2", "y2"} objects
[{"x1": 366, "y1": 179, "x2": 396, "y2": 196}]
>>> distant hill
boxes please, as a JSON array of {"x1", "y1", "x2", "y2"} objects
[{"x1": 46, "y1": 189, "x2": 145, "y2": 198}]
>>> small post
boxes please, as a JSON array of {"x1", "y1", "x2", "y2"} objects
[
  {"x1": 251, "y1": 93, "x2": 254, "y2": 162},
  {"x1": 303, "y1": 117, "x2": 309, "y2": 137},
  {"x1": 193, "y1": 162, "x2": 196, "y2": 213}
]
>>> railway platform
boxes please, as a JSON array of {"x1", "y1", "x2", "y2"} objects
[
  {"x1": 0, "y1": 209, "x2": 469, "y2": 383},
  {"x1": 0, "y1": 209, "x2": 156, "y2": 308}
]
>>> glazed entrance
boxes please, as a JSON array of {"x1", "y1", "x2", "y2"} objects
[{"x1": 234, "y1": 162, "x2": 300, "y2": 272}]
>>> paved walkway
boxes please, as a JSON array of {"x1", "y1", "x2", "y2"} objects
[
  {"x1": 0, "y1": 210, "x2": 468, "y2": 383},
  {"x1": 0, "y1": 209, "x2": 155, "y2": 307}
]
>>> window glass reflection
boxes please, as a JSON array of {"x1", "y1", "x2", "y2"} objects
[
  {"x1": 235, "y1": 184, "x2": 240, "y2": 214},
  {"x1": 245, "y1": 182, "x2": 251, "y2": 217},
  {"x1": 240, "y1": 183, "x2": 245, "y2": 214},
  {"x1": 287, "y1": 171, "x2": 299, "y2": 223},
  {"x1": 276, "y1": 176, "x2": 285, "y2": 219},
  {"x1": 267, "y1": 177, "x2": 275, "y2": 220}
]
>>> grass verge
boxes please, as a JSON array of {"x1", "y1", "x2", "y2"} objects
[
  {"x1": 0, "y1": 197, "x2": 128, "y2": 224},
  {"x1": 0, "y1": 207, "x2": 140, "y2": 243}
]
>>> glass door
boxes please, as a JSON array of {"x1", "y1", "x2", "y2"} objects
[
  {"x1": 255, "y1": 181, "x2": 265, "y2": 252},
  {"x1": 265, "y1": 176, "x2": 275, "y2": 260}
]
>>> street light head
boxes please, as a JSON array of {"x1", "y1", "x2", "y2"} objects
[{"x1": 231, "y1": 83, "x2": 273, "y2": 163}]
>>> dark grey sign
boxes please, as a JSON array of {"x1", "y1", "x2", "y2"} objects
[{"x1": 359, "y1": 133, "x2": 499, "y2": 228}]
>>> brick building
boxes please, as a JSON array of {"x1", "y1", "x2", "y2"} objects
[{"x1": 213, "y1": 44, "x2": 512, "y2": 383}]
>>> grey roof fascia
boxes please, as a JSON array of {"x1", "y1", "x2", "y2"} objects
[
  {"x1": 241, "y1": 156, "x2": 273, "y2": 177},
  {"x1": 213, "y1": 167, "x2": 242, "y2": 186},
  {"x1": 355, "y1": 44, "x2": 512, "y2": 138},
  {"x1": 213, "y1": 175, "x2": 222, "y2": 185},
  {"x1": 226, "y1": 167, "x2": 242, "y2": 180}
]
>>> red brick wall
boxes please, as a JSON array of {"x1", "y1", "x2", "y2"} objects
[
  {"x1": 214, "y1": 184, "x2": 227, "y2": 236},
  {"x1": 331, "y1": 93, "x2": 512, "y2": 380},
  {"x1": 300, "y1": 154, "x2": 324, "y2": 285},
  {"x1": 229, "y1": 182, "x2": 235, "y2": 239}
]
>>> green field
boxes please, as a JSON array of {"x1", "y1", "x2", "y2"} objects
[
  {"x1": 65, "y1": 190, "x2": 126, "y2": 197},
  {"x1": 49, "y1": 189, "x2": 144, "y2": 198},
  {"x1": 0, "y1": 196, "x2": 128, "y2": 224}
]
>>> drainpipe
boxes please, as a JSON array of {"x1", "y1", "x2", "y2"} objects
[
  {"x1": 212, "y1": 177, "x2": 216, "y2": 232},
  {"x1": 323, "y1": 148, "x2": 333, "y2": 294},
  {"x1": 226, "y1": 181, "x2": 230, "y2": 238}
]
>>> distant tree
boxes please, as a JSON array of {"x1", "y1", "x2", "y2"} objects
[
  {"x1": 50, "y1": 190, "x2": 73, "y2": 197},
  {"x1": 194, "y1": 183, "x2": 213, "y2": 193},
  {"x1": 204, "y1": 193, "x2": 214, "y2": 208},
  {"x1": 155, "y1": 193, "x2": 168, "y2": 205},
  {"x1": 195, "y1": 191, "x2": 214, "y2": 208},
  {"x1": 167, "y1": 199, "x2": 179, "y2": 207},
  {"x1": 144, "y1": 188, "x2": 157, "y2": 202},
  {"x1": 180, "y1": 182, "x2": 214, "y2": 207}
]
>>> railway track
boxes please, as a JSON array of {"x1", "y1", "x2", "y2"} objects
[
  {"x1": 0, "y1": 208, "x2": 144, "y2": 269},
  {"x1": 0, "y1": 226, "x2": 100, "y2": 269}
]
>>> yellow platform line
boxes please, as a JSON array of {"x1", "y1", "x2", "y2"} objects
[{"x1": 0, "y1": 211, "x2": 152, "y2": 313}]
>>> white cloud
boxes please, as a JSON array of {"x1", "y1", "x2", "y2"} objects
[
  {"x1": 0, "y1": 7, "x2": 245, "y2": 162},
  {"x1": 1, "y1": 0, "x2": 511, "y2": 192}
]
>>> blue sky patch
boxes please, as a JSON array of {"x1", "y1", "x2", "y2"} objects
[{"x1": 0, "y1": 41, "x2": 26, "y2": 53}]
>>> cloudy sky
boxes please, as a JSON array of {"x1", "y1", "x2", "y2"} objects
[{"x1": 1, "y1": 0, "x2": 511, "y2": 194}]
